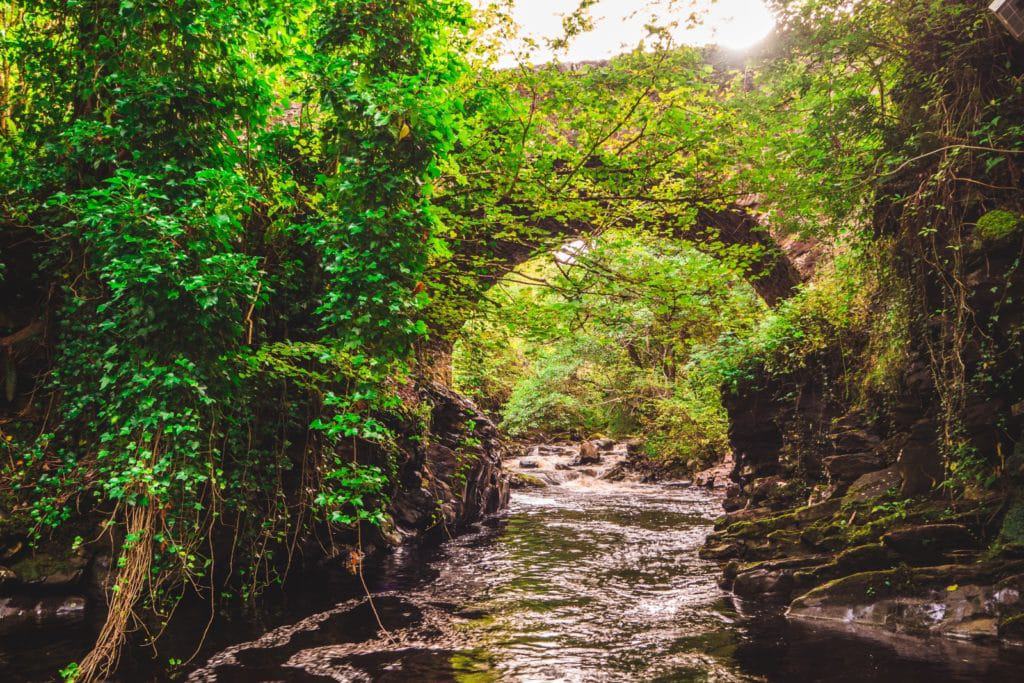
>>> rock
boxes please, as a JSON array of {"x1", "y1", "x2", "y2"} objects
[
  {"x1": 526, "y1": 444, "x2": 577, "y2": 458},
  {"x1": 700, "y1": 542, "x2": 743, "y2": 560},
  {"x1": 835, "y1": 543, "x2": 896, "y2": 573},
  {"x1": 392, "y1": 487, "x2": 435, "y2": 530},
  {"x1": 844, "y1": 465, "x2": 901, "y2": 503},
  {"x1": 733, "y1": 568, "x2": 795, "y2": 601},
  {"x1": 592, "y1": 438, "x2": 616, "y2": 451},
  {"x1": 897, "y1": 419, "x2": 944, "y2": 495},
  {"x1": 823, "y1": 452, "x2": 882, "y2": 482},
  {"x1": 8, "y1": 547, "x2": 90, "y2": 588},
  {"x1": 746, "y1": 475, "x2": 803, "y2": 510},
  {"x1": 694, "y1": 455, "x2": 734, "y2": 489},
  {"x1": 714, "y1": 507, "x2": 773, "y2": 530},
  {"x1": 519, "y1": 459, "x2": 540, "y2": 469},
  {"x1": 1001, "y1": 613, "x2": 1024, "y2": 642},
  {"x1": 575, "y1": 441, "x2": 602, "y2": 465},
  {"x1": 86, "y1": 553, "x2": 115, "y2": 605},
  {"x1": 830, "y1": 429, "x2": 881, "y2": 454},
  {"x1": 397, "y1": 382, "x2": 509, "y2": 531},
  {"x1": 882, "y1": 524, "x2": 978, "y2": 565},
  {"x1": 787, "y1": 565, "x2": 1024, "y2": 643},
  {"x1": 0, "y1": 595, "x2": 86, "y2": 636},
  {"x1": 806, "y1": 483, "x2": 839, "y2": 505},
  {"x1": 0, "y1": 537, "x2": 25, "y2": 562},
  {"x1": 510, "y1": 472, "x2": 547, "y2": 489},
  {"x1": 624, "y1": 439, "x2": 645, "y2": 457},
  {"x1": 793, "y1": 498, "x2": 843, "y2": 523},
  {"x1": 722, "y1": 494, "x2": 745, "y2": 513}
]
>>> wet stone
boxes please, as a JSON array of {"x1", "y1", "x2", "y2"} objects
[{"x1": 0, "y1": 595, "x2": 86, "y2": 636}]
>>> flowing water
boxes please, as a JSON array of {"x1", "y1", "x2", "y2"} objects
[{"x1": 185, "y1": 477, "x2": 1024, "y2": 682}]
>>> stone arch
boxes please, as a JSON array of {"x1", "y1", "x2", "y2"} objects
[{"x1": 418, "y1": 204, "x2": 809, "y2": 385}]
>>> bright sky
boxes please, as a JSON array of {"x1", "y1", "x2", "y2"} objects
[{"x1": 478, "y1": 0, "x2": 776, "y2": 65}]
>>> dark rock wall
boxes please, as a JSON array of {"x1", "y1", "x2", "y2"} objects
[
  {"x1": 707, "y1": 234, "x2": 1024, "y2": 646},
  {"x1": 389, "y1": 381, "x2": 509, "y2": 535}
]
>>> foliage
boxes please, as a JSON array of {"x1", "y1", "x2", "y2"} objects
[
  {"x1": 0, "y1": 0, "x2": 472, "y2": 675},
  {"x1": 2, "y1": 0, "x2": 1024, "y2": 675},
  {"x1": 455, "y1": 230, "x2": 762, "y2": 468}
]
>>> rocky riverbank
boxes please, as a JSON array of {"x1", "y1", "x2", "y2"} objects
[
  {"x1": 701, "y1": 360, "x2": 1024, "y2": 646},
  {"x1": 0, "y1": 382, "x2": 509, "y2": 647}
]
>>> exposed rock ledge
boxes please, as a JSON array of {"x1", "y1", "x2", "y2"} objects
[{"x1": 787, "y1": 563, "x2": 1024, "y2": 644}]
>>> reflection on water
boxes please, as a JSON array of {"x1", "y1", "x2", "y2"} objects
[{"x1": 186, "y1": 478, "x2": 1024, "y2": 682}]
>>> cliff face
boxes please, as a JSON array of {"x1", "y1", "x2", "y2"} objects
[{"x1": 704, "y1": 232, "x2": 1024, "y2": 645}]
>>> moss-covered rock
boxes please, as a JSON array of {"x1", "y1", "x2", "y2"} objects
[
  {"x1": 976, "y1": 209, "x2": 1023, "y2": 242},
  {"x1": 509, "y1": 472, "x2": 547, "y2": 489}
]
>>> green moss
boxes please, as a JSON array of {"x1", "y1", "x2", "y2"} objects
[
  {"x1": 976, "y1": 209, "x2": 1022, "y2": 241},
  {"x1": 725, "y1": 510, "x2": 801, "y2": 539},
  {"x1": 510, "y1": 472, "x2": 546, "y2": 489},
  {"x1": 998, "y1": 497, "x2": 1024, "y2": 545}
]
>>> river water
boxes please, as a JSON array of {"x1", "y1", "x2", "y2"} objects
[{"x1": 186, "y1": 478, "x2": 1024, "y2": 682}]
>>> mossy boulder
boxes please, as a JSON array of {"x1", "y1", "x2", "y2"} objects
[
  {"x1": 7, "y1": 546, "x2": 90, "y2": 588},
  {"x1": 509, "y1": 472, "x2": 547, "y2": 489}
]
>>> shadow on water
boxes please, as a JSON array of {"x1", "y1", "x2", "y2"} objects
[{"x1": 5, "y1": 478, "x2": 1024, "y2": 681}]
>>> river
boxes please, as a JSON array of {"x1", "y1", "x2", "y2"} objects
[{"x1": 184, "y1": 476, "x2": 1024, "y2": 682}]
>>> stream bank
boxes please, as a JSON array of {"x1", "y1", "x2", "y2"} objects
[{"x1": 183, "y1": 448, "x2": 1024, "y2": 681}]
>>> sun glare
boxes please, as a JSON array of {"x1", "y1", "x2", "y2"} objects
[
  {"x1": 701, "y1": 0, "x2": 775, "y2": 50},
  {"x1": 481, "y1": 0, "x2": 776, "y2": 65}
]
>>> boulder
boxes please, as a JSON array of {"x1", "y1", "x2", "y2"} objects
[
  {"x1": 714, "y1": 507, "x2": 773, "y2": 530},
  {"x1": 722, "y1": 494, "x2": 745, "y2": 513},
  {"x1": 844, "y1": 465, "x2": 901, "y2": 503},
  {"x1": 537, "y1": 470, "x2": 581, "y2": 486},
  {"x1": 392, "y1": 487, "x2": 436, "y2": 530},
  {"x1": 694, "y1": 455, "x2": 734, "y2": 489},
  {"x1": 510, "y1": 472, "x2": 547, "y2": 490},
  {"x1": 7, "y1": 547, "x2": 90, "y2": 588},
  {"x1": 700, "y1": 541, "x2": 743, "y2": 560},
  {"x1": 733, "y1": 568, "x2": 795, "y2": 601},
  {"x1": 746, "y1": 475, "x2": 803, "y2": 510},
  {"x1": 788, "y1": 565, "x2": 1024, "y2": 643},
  {"x1": 575, "y1": 441, "x2": 602, "y2": 465},
  {"x1": 897, "y1": 419, "x2": 944, "y2": 495},
  {"x1": 624, "y1": 439, "x2": 645, "y2": 457},
  {"x1": 518, "y1": 459, "x2": 541, "y2": 469},
  {"x1": 526, "y1": 444, "x2": 576, "y2": 458}
]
